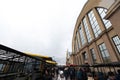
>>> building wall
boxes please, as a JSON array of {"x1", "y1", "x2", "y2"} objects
[
  {"x1": 110, "y1": 9, "x2": 120, "y2": 36},
  {"x1": 71, "y1": 0, "x2": 120, "y2": 66},
  {"x1": 105, "y1": 0, "x2": 120, "y2": 36}
]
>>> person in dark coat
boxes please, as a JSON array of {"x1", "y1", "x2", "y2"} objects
[
  {"x1": 43, "y1": 68, "x2": 52, "y2": 80},
  {"x1": 69, "y1": 67, "x2": 76, "y2": 80},
  {"x1": 116, "y1": 69, "x2": 120, "y2": 80},
  {"x1": 64, "y1": 67, "x2": 69, "y2": 80},
  {"x1": 76, "y1": 68, "x2": 83, "y2": 80},
  {"x1": 82, "y1": 68, "x2": 88, "y2": 80}
]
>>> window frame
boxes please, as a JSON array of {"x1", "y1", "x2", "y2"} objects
[
  {"x1": 112, "y1": 35, "x2": 120, "y2": 54},
  {"x1": 79, "y1": 24, "x2": 86, "y2": 45},
  {"x1": 97, "y1": 7, "x2": 112, "y2": 29},
  {"x1": 82, "y1": 52, "x2": 87, "y2": 61},
  {"x1": 98, "y1": 43, "x2": 111, "y2": 63},
  {"x1": 88, "y1": 10, "x2": 101, "y2": 38},
  {"x1": 90, "y1": 48, "x2": 97, "y2": 64},
  {"x1": 83, "y1": 17, "x2": 92, "y2": 42}
]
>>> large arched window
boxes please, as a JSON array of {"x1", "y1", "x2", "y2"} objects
[
  {"x1": 88, "y1": 10, "x2": 101, "y2": 38},
  {"x1": 74, "y1": 40, "x2": 77, "y2": 54},
  {"x1": 83, "y1": 17, "x2": 92, "y2": 42},
  {"x1": 79, "y1": 24, "x2": 86, "y2": 45},
  {"x1": 97, "y1": 8, "x2": 112, "y2": 29},
  {"x1": 75, "y1": 38, "x2": 79, "y2": 53},
  {"x1": 76, "y1": 31, "x2": 81, "y2": 49}
]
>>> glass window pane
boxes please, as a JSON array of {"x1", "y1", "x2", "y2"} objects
[
  {"x1": 0, "y1": 64, "x2": 3, "y2": 71},
  {"x1": 117, "y1": 46, "x2": 120, "y2": 52},
  {"x1": 88, "y1": 10, "x2": 101, "y2": 38},
  {"x1": 112, "y1": 36, "x2": 120, "y2": 53},
  {"x1": 77, "y1": 32, "x2": 81, "y2": 49},
  {"x1": 79, "y1": 24, "x2": 86, "y2": 45},
  {"x1": 104, "y1": 50, "x2": 109, "y2": 57},
  {"x1": 97, "y1": 8, "x2": 112, "y2": 29},
  {"x1": 83, "y1": 17, "x2": 92, "y2": 42},
  {"x1": 99, "y1": 43, "x2": 110, "y2": 63}
]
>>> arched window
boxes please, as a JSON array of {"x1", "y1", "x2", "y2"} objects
[
  {"x1": 83, "y1": 17, "x2": 92, "y2": 42},
  {"x1": 88, "y1": 10, "x2": 101, "y2": 38},
  {"x1": 97, "y1": 8, "x2": 112, "y2": 29},
  {"x1": 79, "y1": 24, "x2": 86, "y2": 45},
  {"x1": 76, "y1": 32, "x2": 81, "y2": 49}
]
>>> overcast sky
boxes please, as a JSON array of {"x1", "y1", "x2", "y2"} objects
[{"x1": 0, "y1": 0, "x2": 87, "y2": 65}]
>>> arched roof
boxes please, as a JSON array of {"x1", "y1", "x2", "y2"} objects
[{"x1": 72, "y1": 0, "x2": 115, "y2": 51}]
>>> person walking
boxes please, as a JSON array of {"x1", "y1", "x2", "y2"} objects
[
  {"x1": 57, "y1": 70, "x2": 65, "y2": 80},
  {"x1": 107, "y1": 71, "x2": 116, "y2": 80},
  {"x1": 116, "y1": 69, "x2": 120, "y2": 80},
  {"x1": 69, "y1": 67, "x2": 76, "y2": 80},
  {"x1": 76, "y1": 68, "x2": 83, "y2": 80},
  {"x1": 64, "y1": 67, "x2": 69, "y2": 80}
]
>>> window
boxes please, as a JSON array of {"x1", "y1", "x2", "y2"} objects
[
  {"x1": 76, "y1": 32, "x2": 81, "y2": 49},
  {"x1": 79, "y1": 24, "x2": 86, "y2": 45},
  {"x1": 0, "y1": 64, "x2": 3, "y2": 71},
  {"x1": 112, "y1": 36, "x2": 120, "y2": 53},
  {"x1": 83, "y1": 52, "x2": 87, "y2": 60},
  {"x1": 77, "y1": 56, "x2": 79, "y2": 65},
  {"x1": 90, "y1": 48, "x2": 97, "y2": 64},
  {"x1": 74, "y1": 40, "x2": 77, "y2": 54},
  {"x1": 88, "y1": 10, "x2": 101, "y2": 38},
  {"x1": 74, "y1": 43, "x2": 76, "y2": 54},
  {"x1": 75, "y1": 39, "x2": 79, "y2": 52},
  {"x1": 97, "y1": 8, "x2": 112, "y2": 29},
  {"x1": 83, "y1": 17, "x2": 92, "y2": 42},
  {"x1": 99, "y1": 43, "x2": 110, "y2": 63},
  {"x1": 1, "y1": 64, "x2": 5, "y2": 72}
]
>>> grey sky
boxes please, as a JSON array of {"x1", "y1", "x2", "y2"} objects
[{"x1": 0, "y1": 0, "x2": 87, "y2": 65}]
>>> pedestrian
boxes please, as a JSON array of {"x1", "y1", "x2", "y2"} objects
[
  {"x1": 107, "y1": 71, "x2": 116, "y2": 80},
  {"x1": 51, "y1": 67, "x2": 55, "y2": 78},
  {"x1": 57, "y1": 70, "x2": 65, "y2": 80},
  {"x1": 56, "y1": 67, "x2": 59, "y2": 77},
  {"x1": 76, "y1": 68, "x2": 83, "y2": 80},
  {"x1": 64, "y1": 67, "x2": 69, "y2": 80},
  {"x1": 87, "y1": 73, "x2": 94, "y2": 80},
  {"x1": 98, "y1": 72, "x2": 105, "y2": 80},
  {"x1": 116, "y1": 69, "x2": 120, "y2": 80},
  {"x1": 43, "y1": 68, "x2": 52, "y2": 80},
  {"x1": 69, "y1": 67, "x2": 76, "y2": 80},
  {"x1": 82, "y1": 68, "x2": 88, "y2": 80}
]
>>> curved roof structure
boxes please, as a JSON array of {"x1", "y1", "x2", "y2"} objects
[{"x1": 72, "y1": 0, "x2": 115, "y2": 51}]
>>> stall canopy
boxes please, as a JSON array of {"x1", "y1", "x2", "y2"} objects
[{"x1": 25, "y1": 52, "x2": 57, "y2": 64}]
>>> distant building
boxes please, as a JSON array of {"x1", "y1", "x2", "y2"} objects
[
  {"x1": 66, "y1": 50, "x2": 73, "y2": 65},
  {"x1": 70, "y1": 0, "x2": 120, "y2": 67}
]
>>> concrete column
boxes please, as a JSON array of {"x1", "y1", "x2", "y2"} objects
[
  {"x1": 78, "y1": 54, "x2": 82, "y2": 65},
  {"x1": 102, "y1": 34, "x2": 119, "y2": 62},
  {"x1": 93, "y1": 42, "x2": 103, "y2": 63}
]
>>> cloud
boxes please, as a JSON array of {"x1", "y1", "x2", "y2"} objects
[{"x1": 0, "y1": 0, "x2": 87, "y2": 65}]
